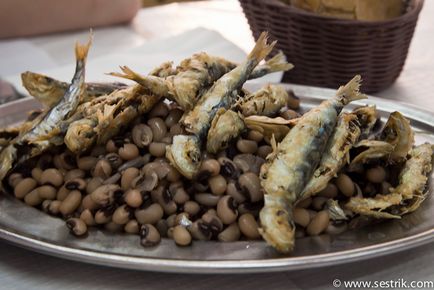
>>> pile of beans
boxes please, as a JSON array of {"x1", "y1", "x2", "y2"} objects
[{"x1": 5, "y1": 99, "x2": 392, "y2": 248}]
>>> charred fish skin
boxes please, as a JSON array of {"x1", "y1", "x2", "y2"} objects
[
  {"x1": 346, "y1": 143, "x2": 433, "y2": 219},
  {"x1": 259, "y1": 75, "x2": 367, "y2": 253},
  {"x1": 301, "y1": 113, "x2": 361, "y2": 200},
  {"x1": 166, "y1": 32, "x2": 276, "y2": 179}
]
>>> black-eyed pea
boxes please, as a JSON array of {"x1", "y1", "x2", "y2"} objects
[
  {"x1": 306, "y1": 210, "x2": 329, "y2": 236},
  {"x1": 64, "y1": 178, "x2": 87, "y2": 191},
  {"x1": 8, "y1": 173, "x2": 23, "y2": 188},
  {"x1": 217, "y1": 223, "x2": 241, "y2": 242},
  {"x1": 202, "y1": 212, "x2": 223, "y2": 237},
  {"x1": 80, "y1": 209, "x2": 96, "y2": 226},
  {"x1": 188, "y1": 220, "x2": 211, "y2": 241},
  {"x1": 132, "y1": 124, "x2": 153, "y2": 148},
  {"x1": 183, "y1": 201, "x2": 200, "y2": 216},
  {"x1": 257, "y1": 145, "x2": 273, "y2": 159},
  {"x1": 173, "y1": 225, "x2": 192, "y2": 246},
  {"x1": 105, "y1": 140, "x2": 118, "y2": 153},
  {"x1": 173, "y1": 188, "x2": 189, "y2": 204},
  {"x1": 90, "y1": 184, "x2": 120, "y2": 206},
  {"x1": 66, "y1": 218, "x2": 87, "y2": 237},
  {"x1": 124, "y1": 189, "x2": 143, "y2": 208},
  {"x1": 217, "y1": 195, "x2": 238, "y2": 225},
  {"x1": 147, "y1": 118, "x2": 167, "y2": 142},
  {"x1": 31, "y1": 168, "x2": 43, "y2": 183},
  {"x1": 238, "y1": 172, "x2": 262, "y2": 202},
  {"x1": 293, "y1": 208, "x2": 310, "y2": 227},
  {"x1": 40, "y1": 168, "x2": 63, "y2": 187},
  {"x1": 149, "y1": 142, "x2": 166, "y2": 157},
  {"x1": 105, "y1": 153, "x2": 123, "y2": 170},
  {"x1": 102, "y1": 173, "x2": 121, "y2": 185},
  {"x1": 296, "y1": 197, "x2": 312, "y2": 208},
  {"x1": 86, "y1": 177, "x2": 104, "y2": 195},
  {"x1": 124, "y1": 219, "x2": 140, "y2": 234},
  {"x1": 37, "y1": 185, "x2": 57, "y2": 200},
  {"x1": 59, "y1": 190, "x2": 82, "y2": 216},
  {"x1": 366, "y1": 166, "x2": 387, "y2": 183},
  {"x1": 81, "y1": 194, "x2": 99, "y2": 211},
  {"x1": 24, "y1": 189, "x2": 43, "y2": 206},
  {"x1": 121, "y1": 167, "x2": 140, "y2": 191},
  {"x1": 280, "y1": 108, "x2": 300, "y2": 120},
  {"x1": 318, "y1": 183, "x2": 338, "y2": 198},
  {"x1": 134, "y1": 203, "x2": 164, "y2": 225},
  {"x1": 165, "y1": 108, "x2": 183, "y2": 128},
  {"x1": 194, "y1": 193, "x2": 220, "y2": 207},
  {"x1": 77, "y1": 156, "x2": 98, "y2": 171},
  {"x1": 218, "y1": 157, "x2": 239, "y2": 179},
  {"x1": 199, "y1": 159, "x2": 221, "y2": 177},
  {"x1": 64, "y1": 169, "x2": 85, "y2": 182},
  {"x1": 208, "y1": 175, "x2": 227, "y2": 195},
  {"x1": 149, "y1": 101, "x2": 169, "y2": 118},
  {"x1": 140, "y1": 224, "x2": 161, "y2": 247},
  {"x1": 238, "y1": 213, "x2": 260, "y2": 239},
  {"x1": 226, "y1": 181, "x2": 246, "y2": 203},
  {"x1": 112, "y1": 205, "x2": 133, "y2": 225},
  {"x1": 94, "y1": 209, "x2": 112, "y2": 224},
  {"x1": 246, "y1": 130, "x2": 263, "y2": 143},
  {"x1": 169, "y1": 123, "x2": 184, "y2": 136},
  {"x1": 166, "y1": 214, "x2": 177, "y2": 228},
  {"x1": 14, "y1": 178, "x2": 37, "y2": 199},
  {"x1": 166, "y1": 166, "x2": 181, "y2": 183},
  {"x1": 92, "y1": 159, "x2": 112, "y2": 179},
  {"x1": 48, "y1": 200, "x2": 62, "y2": 215},
  {"x1": 58, "y1": 152, "x2": 77, "y2": 170},
  {"x1": 119, "y1": 143, "x2": 139, "y2": 161},
  {"x1": 236, "y1": 139, "x2": 258, "y2": 154},
  {"x1": 335, "y1": 174, "x2": 355, "y2": 197},
  {"x1": 312, "y1": 197, "x2": 329, "y2": 210}
]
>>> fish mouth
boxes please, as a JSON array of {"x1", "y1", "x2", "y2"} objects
[{"x1": 166, "y1": 135, "x2": 201, "y2": 179}]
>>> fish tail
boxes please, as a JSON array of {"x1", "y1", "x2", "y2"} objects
[
  {"x1": 264, "y1": 51, "x2": 294, "y2": 73},
  {"x1": 337, "y1": 75, "x2": 367, "y2": 105},
  {"x1": 107, "y1": 65, "x2": 142, "y2": 82},
  {"x1": 248, "y1": 32, "x2": 276, "y2": 64},
  {"x1": 75, "y1": 32, "x2": 93, "y2": 62}
]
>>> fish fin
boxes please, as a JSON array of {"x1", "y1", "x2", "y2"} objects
[
  {"x1": 75, "y1": 32, "x2": 93, "y2": 62},
  {"x1": 336, "y1": 75, "x2": 367, "y2": 104},
  {"x1": 264, "y1": 51, "x2": 294, "y2": 73},
  {"x1": 247, "y1": 32, "x2": 276, "y2": 63}
]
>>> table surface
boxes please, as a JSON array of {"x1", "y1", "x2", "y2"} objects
[{"x1": 0, "y1": 0, "x2": 433, "y2": 289}]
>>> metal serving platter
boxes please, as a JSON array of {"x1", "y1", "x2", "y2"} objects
[{"x1": 0, "y1": 83, "x2": 433, "y2": 274}]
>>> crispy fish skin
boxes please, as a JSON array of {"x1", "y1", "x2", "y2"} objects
[
  {"x1": 237, "y1": 84, "x2": 291, "y2": 117},
  {"x1": 0, "y1": 38, "x2": 91, "y2": 182},
  {"x1": 110, "y1": 51, "x2": 291, "y2": 112},
  {"x1": 206, "y1": 109, "x2": 245, "y2": 154},
  {"x1": 65, "y1": 85, "x2": 160, "y2": 154},
  {"x1": 301, "y1": 113, "x2": 361, "y2": 199},
  {"x1": 380, "y1": 111, "x2": 414, "y2": 161},
  {"x1": 21, "y1": 71, "x2": 127, "y2": 108},
  {"x1": 352, "y1": 105, "x2": 378, "y2": 138},
  {"x1": 166, "y1": 32, "x2": 276, "y2": 179},
  {"x1": 259, "y1": 75, "x2": 367, "y2": 253},
  {"x1": 345, "y1": 143, "x2": 433, "y2": 218}
]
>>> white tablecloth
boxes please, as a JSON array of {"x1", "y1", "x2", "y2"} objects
[{"x1": 0, "y1": 1, "x2": 433, "y2": 289}]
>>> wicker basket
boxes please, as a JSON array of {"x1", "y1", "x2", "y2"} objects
[{"x1": 239, "y1": 0, "x2": 424, "y2": 93}]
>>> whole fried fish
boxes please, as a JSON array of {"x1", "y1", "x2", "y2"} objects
[{"x1": 259, "y1": 75, "x2": 367, "y2": 253}]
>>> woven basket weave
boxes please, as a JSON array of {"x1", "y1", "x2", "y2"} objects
[{"x1": 239, "y1": 0, "x2": 424, "y2": 93}]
